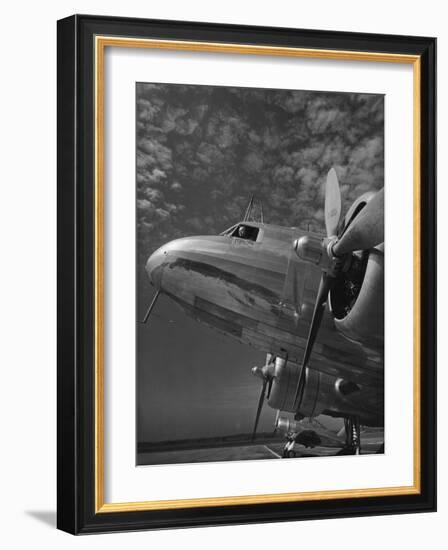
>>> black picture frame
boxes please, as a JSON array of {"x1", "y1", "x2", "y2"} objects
[{"x1": 57, "y1": 14, "x2": 436, "y2": 534}]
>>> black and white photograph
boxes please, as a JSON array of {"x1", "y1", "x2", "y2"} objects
[
  {"x1": 0, "y1": 0, "x2": 441, "y2": 541},
  {"x1": 136, "y1": 82, "x2": 385, "y2": 466}
]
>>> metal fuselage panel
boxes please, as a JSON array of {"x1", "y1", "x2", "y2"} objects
[{"x1": 145, "y1": 223, "x2": 383, "y2": 387}]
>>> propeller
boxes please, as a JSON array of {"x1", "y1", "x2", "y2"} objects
[
  {"x1": 324, "y1": 167, "x2": 341, "y2": 238},
  {"x1": 273, "y1": 409, "x2": 281, "y2": 433},
  {"x1": 251, "y1": 359, "x2": 275, "y2": 440},
  {"x1": 293, "y1": 169, "x2": 384, "y2": 408},
  {"x1": 252, "y1": 378, "x2": 268, "y2": 440},
  {"x1": 332, "y1": 187, "x2": 384, "y2": 256}
]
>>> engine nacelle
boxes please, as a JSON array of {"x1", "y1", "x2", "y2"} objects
[
  {"x1": 267, "y1": 363, "x2": 325, "y2": 416},
  {"x1": 330, "y1": 247, "x2": 384, "y2": 351},
  {"x1": 343, "y1": 191, "x2": 376, "y2": 229},
  {"x1": 323, "y1": 190, "x2": 384, "y2": 352},
  {"x1": 267, "y1": 362, "x2": 383, "y2": 425}
]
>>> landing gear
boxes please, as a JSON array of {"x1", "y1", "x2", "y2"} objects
[
  {"x1": 281, "y1": 429, "x2": 322, "y2": 458},
  {"x1": 282, "y1": 434, "x2": 297, "y2": 458},
  {"x1": 337, "y1": 416, "x2": 361, "y2": 455}
]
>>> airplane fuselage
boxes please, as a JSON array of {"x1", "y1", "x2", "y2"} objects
[{"x1": 145, "y1": 222, "x2": 384, "y2": 425}]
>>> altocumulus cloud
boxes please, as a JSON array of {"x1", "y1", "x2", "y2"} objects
[{"x1": 136, "y1": 83, "x2": 384, "y2": 273}]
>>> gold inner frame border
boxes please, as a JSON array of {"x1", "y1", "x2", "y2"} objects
[{"x1": 94, "y1": 35, "x2": 421, "y2": 513}]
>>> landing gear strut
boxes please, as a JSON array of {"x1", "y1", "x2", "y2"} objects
[
  {"x1": 280, "y1": 428, "x2": 322, "y2": 458},
  {"x1": 282, "y1": 434, "x2": 298, "y2": 458},
  {"x1": 337, "y1": 416, "x2": 361, "y2": 455}
]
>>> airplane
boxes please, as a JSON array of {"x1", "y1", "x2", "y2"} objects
[{"x1": 142, "y1": 167, "x2": 384, "y2": 457}]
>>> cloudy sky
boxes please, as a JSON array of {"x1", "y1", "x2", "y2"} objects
[{"x1": 136, "y1": 83, "x2": 384, "y2": 446}]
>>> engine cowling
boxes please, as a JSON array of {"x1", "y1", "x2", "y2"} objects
[
  {"x1": 267, "y1": 362, "x2": 383, "y2": 425},
  {"x1": 330, "y1": 246, "x2": 384, "y2": 351},
  {"x1": 321, "y1": 190, "x2": 384, "y2": 352},
  {"x1": 343, "y1": 191, "x2": 376, "y2": 230}
]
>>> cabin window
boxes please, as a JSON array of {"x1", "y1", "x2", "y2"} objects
[{"x1": 231, "y1": 224, "x2": 260, "y2": 242}]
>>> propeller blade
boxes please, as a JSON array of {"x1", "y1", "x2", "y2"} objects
[
  {"x1": 302, "y1": 274, "x2": 334, "y2": 370},
  {"x1": 141, "y1": 290, "x2": 160, "y2": 324},
  {"x1": 273, "y1": 409, "x2": 281, "y2": 433},
  {"x1": 325, "y1": 168, "x2": 342, "y2": 238},
  {"x1": 267, "y1": 378, "x2": 273, "y2": 400},
  {"x1": 252, "y1": 379, "x2": 268, "y2": 440},
  {"x1": 333, "y1": 188, "x2": 384, "y2": 256},
  {"x1": 293, "y1": 274, "x2": 335, "y2": 406}
]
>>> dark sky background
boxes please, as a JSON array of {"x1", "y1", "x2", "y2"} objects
[{"x1": 136, "y1": 83, "x2": 384, "y2": 443}]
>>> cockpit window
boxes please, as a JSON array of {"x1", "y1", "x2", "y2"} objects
[{"x1": 230, "y1": 224, "x2": 259, "y2": 242}]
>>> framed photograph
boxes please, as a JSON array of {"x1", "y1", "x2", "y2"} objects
[{"x1": 57, "y1": 14, "x2": 436, "y2": 534}]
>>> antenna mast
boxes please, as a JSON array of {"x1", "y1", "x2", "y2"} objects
[{"x1": 243, "y1": 195, "x2": 254, "y2": 222}]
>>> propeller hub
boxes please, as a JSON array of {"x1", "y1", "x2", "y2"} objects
[
  {"x1": 294, "y1": 235, "x2": 323, "y2": 265},
  {"x1": 295, "y1": 235, "x2": 341, "y2": 276},
  {"x1": 251, "y1": 366, "x2": 265, "y2": 380},
  {"x1": 252, "y1": 363, "x2": 275, "y2": 381}
]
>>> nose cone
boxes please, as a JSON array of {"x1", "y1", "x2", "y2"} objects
[
  {"x1": 145, "y1": 246, "x2": 167, "y2": 289},
  {"x1": 145, "y1": 235, "x2": 229, "y2": 293}
]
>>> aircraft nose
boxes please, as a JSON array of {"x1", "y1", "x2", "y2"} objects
[{"x1": 145, "y1": 246, "x2": 168, "y2": 289}]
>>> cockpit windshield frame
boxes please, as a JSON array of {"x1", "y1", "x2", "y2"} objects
[{"x1": 221, "y1": 223, "x2": 261, "y2": 242}]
